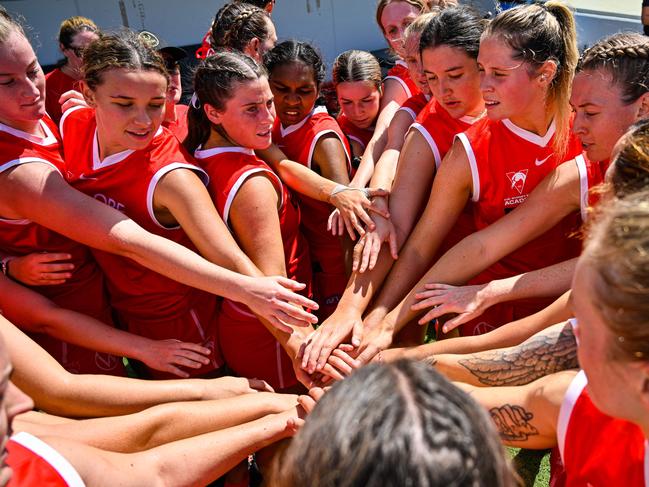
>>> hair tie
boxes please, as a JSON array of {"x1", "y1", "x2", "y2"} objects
[{"x1": 190, "y1": 92, "x2": 201, "y2": 109}]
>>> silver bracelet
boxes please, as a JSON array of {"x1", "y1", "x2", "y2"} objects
[{"x1": 330, "y1": 185, "x2": 370, "y2": 198}]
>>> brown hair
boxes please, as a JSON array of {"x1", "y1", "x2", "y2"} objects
[
  {"x1": 332, "y1": 50, "x2": 382, "y2": 90},
  {"x1": 82, "y1": 30, "x2": 168, "y2": 91},
  {"x1": 271, "y1": 360, "x2": 516, "y2": 487},
  {"x1": 483, "y1": 1, "x2": 578, "y2": 159},
  {"x1": 375, "y1": 0, "x2": 429, "y2": 34},
  {"x1": 210, "y1": 2, "x2": 272, "y2": 53},
  {"x1": 584, "y1": 190, "x2": 649, "y2": 362},
  {"x1": 58, "y1": 16, "x2": 97, "y2": 49},
  {"x1": 184, "y1": 51, "x2": 265, "y2": 153},
  {"x1": 403, "y1": 11, "x2": 437, "y2": 53},
  {"x1": 609, "y1": 119, "x2": 649, "y2": 198},
  {"x1": 578, "y1": 32, "x2": 649, "y2": 106}
]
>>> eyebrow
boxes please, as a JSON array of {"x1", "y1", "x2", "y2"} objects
[
  {"x1": 109, "y1": 95, "x2": 166, "y2": 100},
  {"x1": 0, "y1": 60, "x2": 39, "y2": 77},
  {"x1": 444, "y1": 66, "x2": 463, "y2": 73}
]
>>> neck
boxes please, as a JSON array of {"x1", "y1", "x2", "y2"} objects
[
  {"x1": 60, "y1": 62, "x2": 82, "y2": 80},
  {"x1": 203, "y1": 126, "x2": 237, "y2": 150},
  {"x1": 508, "y1": 104, "x2": 554, "y2": 137},
  {"x1": 0, "y1": 117, "x2": 43, "y2": 136}
]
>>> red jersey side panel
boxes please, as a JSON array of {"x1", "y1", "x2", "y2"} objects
[
  {"x1": 61, "y1": 107, "x2": 222, "y2": 377},
  {"x1": 162, "y1": 104, "x2": 189, "y2": 142},
  {"x1": 397, "y1": 92, "x2": 430, "y2": 123},
  {"x1": 384, "y1": 60, "x2": 420, "y2": 99},
  {"x1": 557, "y1": 370, "x2": 647, "y2": 486},
  {"x1": 272, "y1": 106, "x2": 351, "y2": 319},
  {"x1": 456, "y1": 118, "x2": 583, "y2": 335},
  {"x1": 0, "y1": 118, "x2": 122, "y2": 376},
  {"x1": 7, "y1": 432, "x2": 85, "y2": 487},
  {"x1": 44, "y1": 68, "x2": 79, "y2": 124},
  {"x1": 337, "y1": 113, "x2": 374, "y2": 152},
  {"x1": 574, "y1": 153, "x2": 609, "y2": 222}
]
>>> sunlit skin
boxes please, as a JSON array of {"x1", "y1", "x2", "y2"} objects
[
  {"x1": 82, "y1": 68, "x2": 168, "y2": 158},
  {"x1": 0, "y1": 31, "x2": 46, "y2": 134},
  {"x1": 60, "y1": 30, "x2": 99, "y2": 79},
  {"x1": 478, "y1": 36, "x2": 553, "y2": 134},
  {"x1": 571, "y1": 69, "x2": 647, "y2": 163},
  {"x1": 0, "y1": 339, "x2": 34, "y2": 487},
  {"x1": 204, "y1": 77, "x2": 276, "y2": 150},
  {"x1": 422, "y1": 45, "x2": 484, "y2": 120},
  {"x1": 571, "y1": 259, "x2": 649, "y2": 436},
  {"x1": 403, "y1": 33, "x2": 429, "y2": 95},
  {"x1": 269, "y1": 60, "x2": 319, "y2": 127},
  {"x1": 380, "y1": 1, "x2": 421, "y2": 59},
  {"x1": 336, "y1": 80, "x2": 381, "y2": 130}
]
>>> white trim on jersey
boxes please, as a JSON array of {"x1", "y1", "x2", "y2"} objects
[
  {"x1": 397, "y1": 106, "x2": 417, "y2": 122},
  {"x1": 0, "y1": 119, "x2": 58, "y2": 146},
  {"x1": 0, "y1": 157, "x2": 61, "y2": 178},
  {"x1": 146, "y1": 163, "x2": 210, "y2": 230},
  {"x1": 346, "y1": 134, "x2": 366, "y2": 152},
  {"x1": 10, "y1": 432, "x2": 86, "y2": 487},
  {"x1": 383, "y1": 75, "x2": 412, "y2": 99},
  {"x1": 574, "y1": 154, "x2": 589, "y2": 222},
  {"x1": 193, "y1": 146, "x2": 255, "y2": 159},
  {"x1": 59, "y1": 105, "x2": 85, "y2": 142},
  {"x1": 459, "y1": 114, "x2": 481, "y2": 125},
  {"x1": 456, "y1": 132, "x2": 480, "y2": 202},
  {"x1": 279, "y1": 106, "x2": 329, "y2": 138},
  {"x1": 92, "y1": 130, "x2": 135, "y2": 171},
  {"x1": 557, "y1": 369, "x2": 588, "y2": 463},
  {"x1": 644, "y1": 440, "x2": 648, "y2": 487},
  {"x1": 502, "y1": 118, "x2": 556, "y2": 148},
  {"x1": 411, "y1": 122, "x2": 442, "y2": 169},
  {"x1": 394, "y1": 59, "x2": 408, "y2": 69},
  {"x1": 307, "y1": 129, "x2": 351, "y2": 172},
  {"x1": 222, "y1": 167, "x2": 283, "y2": 231}
]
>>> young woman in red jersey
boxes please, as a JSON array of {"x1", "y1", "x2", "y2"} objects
[
  {"x1": 350, "y1": 0, "x2": 430, "y2": 188},
  {"x1": 307, "y1": 2, "x2": 584, "y2": 375},
  {"x1": 184, "y1": 51, "x2": 332, "y2": 390},
  {"x1": 44, "y1": 16, "x2": 99, "y2": 124},
  {"x1": 0, "y1": 14, "x2": 317, "y2": 377},
  {"x1": 332, "y1": 50, "x2": 382, "y2": 159},
  {"x1": 266, "y1": 40, "x2": 354, "y2": 321},
  {"x1": 301, "y1": 6, "x2": 486, "y2": 374}
]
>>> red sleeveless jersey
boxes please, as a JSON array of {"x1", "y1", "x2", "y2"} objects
[
  {"x1": 337, "y1": 113, "x2": 374, "y2": 153},
  {"x1": 44, "y1": 68, "x2": 80, "y2": 124},
  {"x1": 0, "y1": 117, "x2": 123, "y2": 376},
  {"x1": 557, "y1": 370, "x2": 648, "y2": 486},
  {"x1": 385, "y1": 60, "x2": 420, "y2": 99},
  {"x1": 397, "y1": 92, "x2": 431, "y2": 123},
  {"x1": 456, "y1": 117, "x2": 583, "y2": 278},
  {"x1": 574, "y1": 153, "x2": 609, "y2": 222},
  {"x1": 272, "y1": 106, "x2": 351, "y2": 276},
  {"x1": 7, "y1": 432, "x2": 84, "y2": 487},
  {"x1": 194, "y1": 145, "x2": 312, "y2": 305},
  {"x1": 162, "y1": 104, "x2": 189, "y2": 142}
]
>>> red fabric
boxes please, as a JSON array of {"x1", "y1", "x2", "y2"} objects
[
  {"x1": 272, "y1": 106, "x2": 351, "y2": 320},
  {"x1": 44, "y1": 68, "x2": 79, "y2": 125},
  {"x1": 575, "y1": 152, "x2": 610, "y2": 221},
  {"x1": 7, "y1": 433, "x2": 80, "y2": 487},
  {"x1": 457, "y1": 118, "x2": 583, "y2": 336},
  {"x1": 560, "y1": 372, "x2": 646, "y2": 486},
  {"x1": 195, "y1": 146, "x2": 313, "y2": 389},
  {"x1": 412, "y1": 100, "x2": 477, "y2": 254},
  {"x1": 337, "y1": 113, "x2": 374, "y2": 152},
  {"x1": 61, "y1": 107, "x2": 222, "y2": 377},
  {"x1": 385, "y1": 60, "x2": 421, "y2": 99},
  {"x1": 162, "y1": 104, "x2": 189, "y2": 142},
  {"x1": 0, "y1": 116, "x2": 123, "y2": 376},
  {"x1": 398, "y1": 92, "x2": 430, "y2": 121}
]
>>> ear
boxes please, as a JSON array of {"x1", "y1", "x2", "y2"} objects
[
  {"x1": 245, "y1": 38, "x2": 261, "y2": 59},
  {"x1": 80, "y1": 81, "x2": 96, "y2": 108},
  {"x1": 635, "y1": 91, "x2": 649, "y2": 120},
  {"x1": 203, "y1": 103, "x2": 222, "y2": 125},
  {"x1": 537, "y1": 60, "x2": 558, "y2": 87}
]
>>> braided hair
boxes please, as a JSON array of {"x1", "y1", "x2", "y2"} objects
[
  {"x1": 183, "y1": 51, "x2": 265, "y2": 153},
  {"x1": 210, "y1": 2, "x2": 272, "y2": 53},
  {"x1": 264, "y1": 40, "x2": 326, "y2": 87},
  {"x1": 579, "y1": 32, "x2": 649, "y2": 105}
]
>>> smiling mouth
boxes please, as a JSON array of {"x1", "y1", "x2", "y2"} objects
[
  {"x1": 257, "y1": 128, "x2": 272, "y2": 137},
  {"x1": 126, "y1": 129, "x2": 151, "y2": 139},
  {"x1": 484, "y1": 100, "x2": 499, "y2": 108}
]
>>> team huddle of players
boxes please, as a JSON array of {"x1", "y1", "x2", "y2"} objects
[{"x1": 0, "y1": 0, "x2": 648, "y2": 485}]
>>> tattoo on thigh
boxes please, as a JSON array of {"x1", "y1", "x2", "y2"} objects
[
  {"x1": 458, "y1": 324, "x2": 578, "y2": 386},
  {"x1": 489, "y1": 404, "x2": 539, "y2": 442}
]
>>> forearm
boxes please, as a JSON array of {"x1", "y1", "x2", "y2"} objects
[{"x1": 369, "y1": 148, "x2": 399, "y2": 189}]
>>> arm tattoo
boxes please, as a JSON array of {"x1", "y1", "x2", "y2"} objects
[
  {"x1": 458, "y1": 323, "x2": 577, "y2": 386},
  {"x1": 422, "y1": 355, "x2": 438, "y2": 367},
  {"x1": 489, "y1": 404, "x2": 539, "y2": 442}
]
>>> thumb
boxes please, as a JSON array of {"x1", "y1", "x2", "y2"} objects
[
  {"x1": 366, "y1": 188, "x2": 389, "y2": 197},
  {"x1": 351, "y1": 320, "x2": 363, "y2": 347},
  {"x1": 276, "y1": 276, "x2": 306, "y2": 290}
]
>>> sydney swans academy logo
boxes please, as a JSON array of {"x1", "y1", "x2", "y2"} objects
[{"x1": 505, "y1": 169, "x2": 529, "y2": 206}]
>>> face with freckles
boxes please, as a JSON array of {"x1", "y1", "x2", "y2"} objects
[
  {"x1": 571, "y1": 69, "x2": 649, "y2": 163},
  {"x1": 0, "y1": 30, "x2": 47, "y2": 132},
  {"x1": 83, "y1": 68, "x2": 168, "y2": 157},
  {"x1": 403, "y1": 32, "x2": 429, "y2": 95},
  {"x1": 336, "y1": 80, "x2": 381, "y2": 130},
  {"x1": 205, "y1": 77, "x2": 276, "y2": 150},
  {"x1": 380, "y1": 1, "x2": 421, "y2": 59}
]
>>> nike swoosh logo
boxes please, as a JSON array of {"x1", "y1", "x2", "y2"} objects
[
  {"x1": 534, "y1": 155, "x2": 551, "y2": 166},
  {"x1": 78, "y1": 174, "x2": 97, "y2": 181}
]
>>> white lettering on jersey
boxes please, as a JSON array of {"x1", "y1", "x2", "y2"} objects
[{"x1": 94, "y1": 193, "x2": 126, "y2": 212}]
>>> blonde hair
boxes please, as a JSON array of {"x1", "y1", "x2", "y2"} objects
[
  {"x1": 58, "y1": 16, "x2": 97, "y2": 48},
  {"x1": 375, "y1": 0, "x2": 429, "y2": 33},
  {"x1": 0, "y1": 8, "x2": 25, "y2": 43},
  {"x1": 484, "y1": 1, "x2": 577, "y2": 159}
]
